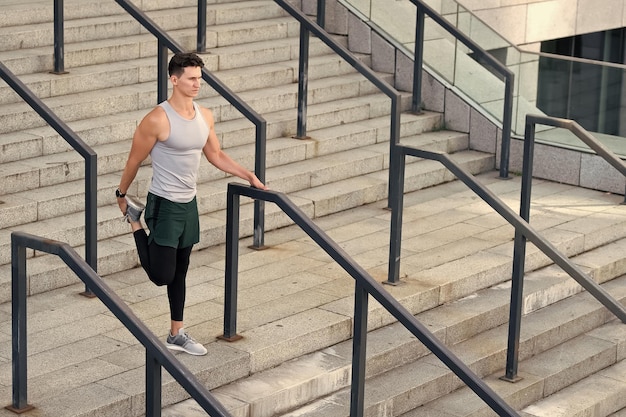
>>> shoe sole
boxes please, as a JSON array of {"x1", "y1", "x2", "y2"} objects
[
  {"x1": 124, "y1": 195, "x2": 145, "y2": 223},
  {"x1": 166, "y1": 343, "x2": 207, "y2": 356}
]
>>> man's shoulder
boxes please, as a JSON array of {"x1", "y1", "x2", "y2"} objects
[
  {"x1": 137, "y1": 105, "x2": 169, "y2": 139},
  {"x1": 197, "y1": 104, "x2": 214, "y2": 122},
  {"x1": 143, "y1": 105, "x2": 168, "y2": 122}
]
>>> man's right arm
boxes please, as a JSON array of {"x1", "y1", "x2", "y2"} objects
[{"x1": 117, "y1": 108, "x2": 164, "y2": 212}]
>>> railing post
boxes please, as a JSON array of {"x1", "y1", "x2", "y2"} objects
[
  {"x1": 220, "y1": 185, "x2": 243, "y2": 341},
  {"x1": 252, "y1": 121, "x2": 267, "y2": 249},
  {"x1": 499, "y1": 73, "x2": 514, "y2": 179},
  {"x1": 51, "y1": 0, "x2": 67, "y2": 75},
  {"x1": 502, "y1": 118, "x2": 534, "y2": 382},
  {"x1": 350, "y1": 281, "x2": 368, "y2": 417},
  {"x1": 7, "y1": 238, "x2": 34, "y2": 413},
  {"x1": 317, "y1": 0, "x2": 326, "y2": 28},
  {"x1": 295, "y1": 26, "x2": 310, "y2": 139},
  {"x1": 386, "y1": 145, "x2": 406, "y2": 285},
  {"x1": 145, "y1": 351, "x2": 162, "y2": 417},
  {"x1": 386, "y1": 96, "x2": 402, "y2": 209},
  {"x1": 80, "y1": 154, "x2": 98, "y2": 297},
  {"x1": 197, "y1": 0, "x2": 207, "y2": 53},
  {"x1": 412, "y1": 6, "x2": 425, "y2": 113},
  {"x1": 157, "y1": 41, "x2": 169, "y2": 104}
]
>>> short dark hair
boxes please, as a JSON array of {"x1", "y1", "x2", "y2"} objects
[{"x1": 168, "y1": 52, "x2": 205, "y2": 77}]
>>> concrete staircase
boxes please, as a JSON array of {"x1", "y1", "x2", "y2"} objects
[
  {"x1": 0, "y1": 0, "x2": 625, "y2": 416},
  {"x1": 158, "y1": 177, "x2": 626, "y2": 417},
  {"x1": 0, "y1": 0, "x2": 494, "y2": 301}
]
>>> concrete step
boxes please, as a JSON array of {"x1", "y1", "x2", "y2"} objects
[
  {"x1": 0, "y1": 0, "x2": 124, "y2": 28},
  {"x1": 0, "y1": 50, "x2": 364, "y2": 137},
  {"x1": 610, "y1": 408, "x2": 626, "y2": 417},
  {"x1": 0, "y1": 0, "x2": 255, "y2": 28},
  {"x1": 402, "y1": 316, "x2": 626, "y2": 417},
  {"x1": 0, "y1": 15, "x2": 299, "y2": 76},
  {"x1": 0, "y1": 111, "x2": 443, "y2": 250},
  {"x1": 520, "y1": 359, "x2": 626, "y2": 417},
  {"x1": 0, "y1": 111, "x2": 445, "y2": 264},
  {"x1": 0, "y1": 145, "x2": 491, "y2": 302},
  {"x1": 0, "y1": 35, "x2": 342, "y2": 107},
  {"x1": 0, "y1": 84, "x2": 402, "y2": 194},
  {"x1": 0, "y1": 177, "x2": 622, "y2": 417},
  {"x1": 0, "y1": 49, "x2": 354, "y2": 163},
  {"x1": 160, "y1": 238, "x2": 626, "y2": 417},
  {"x1": 270, "y1": 277, "x2": 626, "y2": 417}
]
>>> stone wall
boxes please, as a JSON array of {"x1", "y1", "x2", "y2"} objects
[{"x1": 456, "y1": 0, "x2": 626, "y2": 50}]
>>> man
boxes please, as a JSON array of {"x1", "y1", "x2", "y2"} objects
[{"x1": 116, "y1": 52, "x2": 267, "y2": 355}]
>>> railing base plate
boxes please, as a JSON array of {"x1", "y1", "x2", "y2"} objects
[
  {"x1": 499, "y1": 374, "x2": 523, "y2": 383},
  {"x1": 382, "y1": 280, "x2": 405, "y2": 287},
  {"x1": 79, "y1": 290, "x2": 97, "y2": 299},
  {"x1": 5, "y1": 404, "x2": 35, "y2": 414},
  {"x1": 217, "y1": 334, "x2": 243, "y2": 342},
  {"x1": 248, "y1": 245, "x2": 269, "y2": 251}
]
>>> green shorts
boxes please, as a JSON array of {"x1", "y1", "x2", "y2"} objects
[{"x1": 144, "y1": 192, "x2": 200, "y2": 249}]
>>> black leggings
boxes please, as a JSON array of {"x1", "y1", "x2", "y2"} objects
[{"x1": 133, "y1": 229, "x2": 192, "y2": 322}]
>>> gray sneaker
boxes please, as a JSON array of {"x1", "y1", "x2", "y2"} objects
[
  {"x1": 124, "y1": 195, "x2": 145, "y2": 223},
  {"x1": 166, "y1": 328, "x2": 208, "y2": 356}
]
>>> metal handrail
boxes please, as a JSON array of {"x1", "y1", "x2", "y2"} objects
[
  {"x1": 221, "y1": 183, "x2": 519, "y2": 417},
  {"x1": 114, "y1": 0, "x2": 268, "y2": 249},
  {"x1": 318, "y1": 0, "x2": 514, "y2": 179},
  {"x1": 410, "y1": 0, "x2": 514, "y2": 179},
  {"x1": 272, "y1": 0, "x2": 403, "y2": 209},
  {"x1": 503, "y1": 114, "x2": 626, "y2": 381},
  {"x1": 0, "y1": 61, "x2": 97, "y2": 297},
  {"x1": 9, "y1": 232, "x2": 230, "y2": 417},
  {"x1": 389, "y1": 143, "x2": 626, "y2": 382},
  {"x1": 524, "y1": 115, "x2": 626, "y2": 181}
]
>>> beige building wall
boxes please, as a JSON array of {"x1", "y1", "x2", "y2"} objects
[{"x1": 456, "y1": 0, "x2": 626, "y2": 50}]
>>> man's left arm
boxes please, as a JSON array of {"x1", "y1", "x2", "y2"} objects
[{"x1": 201, "y1": 107, "x2": 267, "y2": 190}]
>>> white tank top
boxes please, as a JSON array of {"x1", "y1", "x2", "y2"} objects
[{"x1": 149, "y1": 101, "x2": 209, "y2": 203}]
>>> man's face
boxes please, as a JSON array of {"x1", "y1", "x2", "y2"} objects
[{"x1": 171, "y1": 66, "x2": 202, "y2": 97}]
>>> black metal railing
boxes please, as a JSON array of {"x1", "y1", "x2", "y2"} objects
[
  {"x1": 313, "y1": 0, "x2": 514, "y2": 179},
  {"x1": 408, "y1": 0, "x2": 514, "y2": 179},
  {"x1": 52, "y1": 0, "x2": 67, "y2": 74},
  {"x1": 9, "y1": 232, "x2": 230, "y2": 417},
  {"x1": 273, "y1": 0, "x2": 403, "y2": 209},
  {"x1": 503, "y1": 114, "x2": 626, "y2": 381},
  {"x1": 221, "y1": 183, "x2": 519, "y2": 417},
  {"x1": 387, "y1": 143, "x2": 626, "y2": 381},
  {"x1": 0, "y1": 62, "x2": 97, "y2": 297},
  {"x1": 114, "y1": 0, "x2": 268, "y2": 248}
]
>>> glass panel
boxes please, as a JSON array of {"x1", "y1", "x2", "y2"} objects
[
  {"x1": 347, "y1": 0, "x2": 371, "y2": 17},
  {"x1": 370, "y1": 0, "x2": 415, "y2": 45},
  {"x1": 339, "y1": 0, "x2": 626, "y2": 156},
  {"x1": 423, "y1": 14, "x2": 457, "y2": 83}
]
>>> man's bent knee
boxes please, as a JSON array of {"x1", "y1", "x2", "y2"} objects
[{"x1": 148, "y1": 271, "x2": 175, "y2": 286}]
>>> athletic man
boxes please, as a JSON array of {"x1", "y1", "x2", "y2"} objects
[{"x1": 116, "y1": 52, "x2": 266, "y2": 355}]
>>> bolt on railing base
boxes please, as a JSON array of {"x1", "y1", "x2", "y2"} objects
[
  {"x1": 291, "y1": 135, "x2": 311, "y2": 140},
  {"x1": 5, "y1": 404, "x2": 35, "y2": 414},
  {"x1": 217, "y1": 334, "x2": 243, "y2": 342}
]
